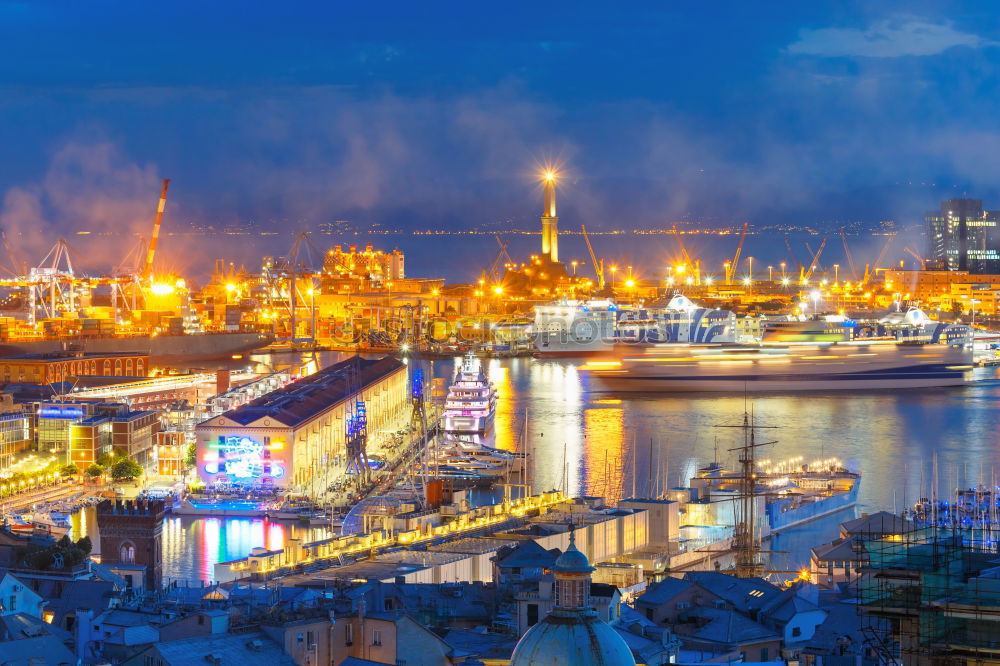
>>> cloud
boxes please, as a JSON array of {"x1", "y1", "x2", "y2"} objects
[{"x1": 788, "y1": 19, "x2": 996, "y2": 58}]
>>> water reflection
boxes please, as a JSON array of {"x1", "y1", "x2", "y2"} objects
[
  {"x1": 135, "y1": 351, "x2": 1000, "y2": 579},
  {"x1": 72, "y1": 507, "x2": 332, "y2": 584}
]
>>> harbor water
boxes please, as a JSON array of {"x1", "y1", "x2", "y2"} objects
[{"x1": 74, "y1": 352, "x2": 1000, "y2": 582}]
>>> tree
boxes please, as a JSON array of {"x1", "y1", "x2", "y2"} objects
[
  {"x1": 60, "y1": 464, "x2": 79, "y2": 477},
  {"x1": 84, "y1": 463, "x2": 104, "y2": 478},
  {"x1": 75, "y1": 536, "x2": 92, "y2": 556},
  {"x1": 184, "y1": 442, "x2": 197, "y2": 468},
  {"x1": 110, "y1": 458, "x2": 143, "y2": 482}
]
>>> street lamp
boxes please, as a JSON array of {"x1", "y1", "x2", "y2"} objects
[
  {"x1": 833, "y1": 264, "x2": 840, "y2": 284},
  {"x1": 780, "y1": 261, "x2": 786, "y2": 279},
  {"x1": 768, "y1": 265, "x2": 773, "y2": 282},
  {"x1": 610, "y1": 265, "x2": 618, "y2": 289},
  {"x1": 810, "y1": 289, "x2": 821, "y2": 316},
  {"x1": 571, "y1": 260, "x2": 578, "y2": 275}
]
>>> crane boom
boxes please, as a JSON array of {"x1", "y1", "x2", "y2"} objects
[
  {"x1": 903, "y1": 246, "x2": 927, "y2": 270},
  {"x1": 862, "y1": 233, "x2": 896, "y2": 286},
  {"x1": 581, "y1": 224, "x2": 605, "y2": 290},
  {"x1": 727, "y1": 222, "x2": 748, "y2": 283},
  {"x1": 802, "y1": 237, "x2": 827, "y2": 282},
  {"x1": 671, "y1": 224, "x2": 693, "y2": 265},
  {"x1": 784, "y1": 236, "x2": 802, "y2": 271},
  {"x1": 840, "y1": 229, "x2": 858, "y2": 282},
  {"x1": 142, "y1": 179, "x2": 170, "y2": 281}
]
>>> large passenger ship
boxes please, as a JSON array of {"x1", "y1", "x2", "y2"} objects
[
  {"x1": 532, "y1": 296, "x2": 737, "y2": 357},
  {"x1": 583, "y1": 341, "x2": 973, "y2": 392},
  {"x1": 442, "y1": 352, "x2": 497, "y2": 434}
]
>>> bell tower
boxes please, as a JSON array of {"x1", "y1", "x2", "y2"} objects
[{"x1": 96, "y1": 499, "x2": 165, "y2": 592}]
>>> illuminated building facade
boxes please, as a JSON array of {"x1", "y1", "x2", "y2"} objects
[
  {"x1": 194, "y1": 356, "x2": 407, "y2": 490},
  {"x1": 0, "y1": 352, "x2": 148, "y2": 384},
  {"x1": 324, "y1": 244, "x2": 405, "y2": 284},
  {"x1": 0, "y1": 412, "x2": 31, "y2": 473},
  {"x1": 39, "y1": 401, "x2": 160, "y2": 467},
  {"x1": 927, "y1": 198, "x2": 1000, "y2": 273},
  {"x1": 155, "y1": 430, "x2": 187, "y2": 476}
]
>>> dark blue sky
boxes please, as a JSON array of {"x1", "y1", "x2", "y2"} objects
[{"x1": 1, "y1": 1, "x2": 999, "y2": 260}]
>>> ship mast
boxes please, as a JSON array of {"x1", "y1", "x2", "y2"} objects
[{"x1": 717, "y1": 410, "x2": 777, "y2": 578}]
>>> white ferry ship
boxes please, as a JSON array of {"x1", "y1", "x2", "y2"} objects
[
  {"x1": 532, "y1": 296, "x2": 737, "y2": 357},
  {"x1": 442, "y1": 352, "x2": 497, "y2": 434},
  {"x1": 583, "y1": 341, "x2": 973, "y2": 392}
]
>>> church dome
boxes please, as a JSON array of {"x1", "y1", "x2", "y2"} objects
[
  {"x1": 510, "y1": 613, "x2": 636, "y2": 666},
  {"x1": 510, "y1": 529, "x2": 636, "y2": 666},
  {"x1": 553, "y1": 539, "x2": 594, "y2": 574}
]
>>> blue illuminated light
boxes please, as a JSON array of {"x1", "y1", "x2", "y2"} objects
[{"x1": 40, "y1": 406, "x2": 84, "y2": 420}]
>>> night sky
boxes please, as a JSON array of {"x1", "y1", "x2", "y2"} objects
[{"x1": 2, "y1": 2, "x2": 999, "y2": 252}]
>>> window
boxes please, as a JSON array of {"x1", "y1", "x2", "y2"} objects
[
  {"x1": 120, "y1": 542, "x2": 136, "y2": 564},
  {"x1": 306, "y1": 631, "x2": 314, "y2": 646},
  {"x1": 372, "y1": 629, "x2": 382, "y2": 646},
  {"x1": 760, "y1": 648, "x2": 768, "y2": 661},
  {"x1": 792, "y1": 626, "x2": 802, "y2": 637},
  {"x1": 645, "y1": 608, "x2": 653, "y2": 620},
  {"x1": 345, "y1": 623, "x2": 353, "y2": 646},
  {"x1": 8, "y1": 595, "x2": 14, "y2": 611},
  {"x1": 527, "y1": 604, "x2": 539, "y2": 627}
]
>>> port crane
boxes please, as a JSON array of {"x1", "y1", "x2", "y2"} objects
[
  {"x1": 903, "y1": 246, "x2": 927, "y2": 270},
  {"x1": 783, "y1": 236, "x2": 802, "y2": 272},
  {"x1": 801, "y1": 237, "x2": 827, "y2": 284},
  {"x1": 840, "y1": 229, "x2": 859, "y2": 282},
  {"x1": 725, "y1": 222, "x2": 749, "y2": 283},
  {"x1": 861, "y1": 233, "x2": 896, "y2": 287},
  {"x1": 580, "y1": 224, "x2": 606, "y2": 291},
  {"x1": 670, "y1": 224, "x2": 700, "y2": 285},
  {"x1": 141, "y1": 179, "x2": 170, "y2": 281}
]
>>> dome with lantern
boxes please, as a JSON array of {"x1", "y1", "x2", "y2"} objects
[{"x1": 509, "y1": 529, "x2": 636, "y2": 666}]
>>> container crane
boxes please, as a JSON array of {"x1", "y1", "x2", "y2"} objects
[
  {"x1": 580, "y1": 225, "x2": 605, "y2": 290},
  {"x1": 801, "y1": 237, "x2": 827, "y2": 284},
  {"x1": 141, "y1": 179, "x2": 170, "y2": 282},
  {"x1": 726, "y1": 222, "x2": 749, "y2": 283}
]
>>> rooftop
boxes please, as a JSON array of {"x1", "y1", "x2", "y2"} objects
[
  {"x1": 144, "y1": 631, "x2": 294, "y2": 666},
  {"x1": 209, "y1": 356, "x2": 403, "y2": 428}
]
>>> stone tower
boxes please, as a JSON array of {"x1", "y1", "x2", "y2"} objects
[{"x1": 96, "y1": 499, "x2": 165, "y2": 591}]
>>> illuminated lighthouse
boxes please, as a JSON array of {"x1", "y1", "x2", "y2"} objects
[{"x1": 540, "y1": 170, "x2": 559, "y2": 262}]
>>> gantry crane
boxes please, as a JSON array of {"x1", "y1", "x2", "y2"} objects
[
  {"x1": 725, "y1": 222, "x2": 749, "y2": 283},
  {"x1": 580, "y1": 225, "x2": 605, "y2": 291}
]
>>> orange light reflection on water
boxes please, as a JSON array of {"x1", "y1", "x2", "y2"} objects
[{"x1": 583, "y1": 405, "x2": 624, "y2": 500}]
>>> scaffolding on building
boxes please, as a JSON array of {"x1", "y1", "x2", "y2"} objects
[{"x1": 856, "y1": 523, "x2": 1000, "y2": 665}]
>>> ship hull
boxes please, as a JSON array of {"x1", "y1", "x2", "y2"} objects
[
  {"x1": 586, "y1": 343, "x2": 973, "y2": 392},
  {"x1": 768, "y1": 482, "x2": 860, "y2": 532},
  {"x1": 444, "y1": 410, "x2": 495, "y2": 434},
  {"x1": 0, "y1": 332, "x2": 274, "y2": 362}
]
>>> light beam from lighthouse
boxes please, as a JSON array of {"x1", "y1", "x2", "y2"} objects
[{"x1": 541, "y1": 170, "x2": 559, "y2": 262}]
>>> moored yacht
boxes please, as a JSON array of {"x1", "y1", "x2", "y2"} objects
[{"x1": 442, "y1": 352, "x2": 497, "y2": 434}]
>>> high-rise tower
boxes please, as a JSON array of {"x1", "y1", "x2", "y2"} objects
[{"x1": 540, "y1": 171, "x2": 559, "y2": 262}]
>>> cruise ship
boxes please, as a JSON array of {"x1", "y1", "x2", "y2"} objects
[
  {"x1": 532, "y1": 296, "x2": 737, "y2": 357},
  {"x1": 442, "y1": 352, "x2": 497, "y2": 434},
  {"x1": 583, "y1": 340, "x2": 974, "y2": 392}
]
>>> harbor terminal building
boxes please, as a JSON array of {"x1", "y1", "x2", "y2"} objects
[{"x1": 194, "y1": 356, "x2": 407, "y2": 490}]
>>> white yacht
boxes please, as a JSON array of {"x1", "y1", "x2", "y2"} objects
[{"x1": 442, "y1": 352, "x2": 497, "y2": 434}]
